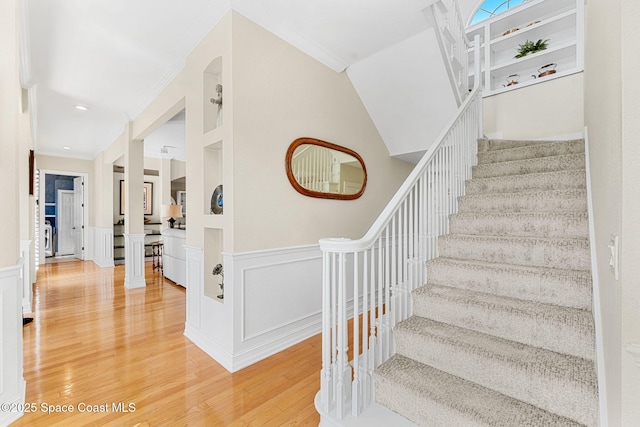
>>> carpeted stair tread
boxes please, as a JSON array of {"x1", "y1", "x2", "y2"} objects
[
  {"x1": 412, "y1": 284, "x2": 595, "y2": 360},
  {"x1": 466, "y1": 169, "x2": 586, "y2": 195},
  {"x1": 427, "y1": 257, "x2": 592, "y2": 309},
  {"x1": 449, "y1": 211, "x2": 588, "y2": 238},
  {"x1": 472, "y1": 153, "x2": 585, "y2": 178},
  {"x1": 457, "y1": 189, "x2": 588, "y2": 213},
  {"x1": 477, "y1": 138, "x2": 584, "y2": 153},
  {"x1": 374, "y1": 354, "x2": 586, "y2": 427},
  {"x1": 394, "y1": 316, "x2": 597, "y2": 426},
  {"x1": 477, "y1": 140, "x2": 585, "y2": 164},
  {"x1": 438, "y1": 234, "x2": 591, "y2": 271},
  {"x1": 374, "y1": 137, "x2": 598, "y2": 425}
]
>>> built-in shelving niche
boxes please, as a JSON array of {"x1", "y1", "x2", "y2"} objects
[
  {"x1": 466, "y1": 0, "x2": 583, "y2": 96},
  {"x1": 203, "y1": 56, "x2": 223, "y2": 134},
  {"x1": 204, "y1": 228, "x2": 224, "y2": 302},
  {"x1": 203, "y1": 139, "x2": 222, "y2": 217}
]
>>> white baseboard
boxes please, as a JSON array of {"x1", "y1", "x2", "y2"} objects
[{"x1": 184, "y1": 324, "x2": 234, "y2": 372}]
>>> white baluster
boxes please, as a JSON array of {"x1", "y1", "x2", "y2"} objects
[
  {"x1": 320, "y1": 251, "x2": 333, "y2": 412},
  {"x1": 352, "y1": 251, "x2": 361, "y2": 416}
]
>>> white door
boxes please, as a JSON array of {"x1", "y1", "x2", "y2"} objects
[
  {"x1": 57, "y1": 190, "x2": 75, "y2": 256},
  {"x1": 73, "y1": 177, "x2": 84, "y2": 260}
]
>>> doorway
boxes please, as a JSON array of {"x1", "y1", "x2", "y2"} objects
[{"x1": 39, "y1": 170, "x2": 88, "y2": 264}]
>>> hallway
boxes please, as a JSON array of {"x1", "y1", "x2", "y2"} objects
[{"x1": 12, "y1": 261, "x2": 320, "y2": 426}]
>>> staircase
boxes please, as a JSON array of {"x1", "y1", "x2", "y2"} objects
[{"x1": 374, "y1": 138, "x2": 598, "y2": 426}]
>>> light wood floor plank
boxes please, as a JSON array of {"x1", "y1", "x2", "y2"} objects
[{"x1": 11, "y1": 260, "x2": 320, "y2": 426}]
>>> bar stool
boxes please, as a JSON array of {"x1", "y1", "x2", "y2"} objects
[{"x1": 151, "y1": 242, "x2": 163, "y2": 273}]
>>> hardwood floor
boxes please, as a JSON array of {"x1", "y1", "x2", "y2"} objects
[{"x1": 12, "y1": 261, "x2": 321, "y2": 426}]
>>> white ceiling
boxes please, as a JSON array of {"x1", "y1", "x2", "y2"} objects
[{"x1": 20, "y1": 0, "x2": 481, "y2": 161}]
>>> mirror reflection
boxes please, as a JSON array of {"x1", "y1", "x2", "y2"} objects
[{"x1": 286, "y1": 138, "x2": 367, "y2": 200}]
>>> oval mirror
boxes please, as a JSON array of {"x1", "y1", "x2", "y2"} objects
[{"x1": 285, "y1": 137, "x2": 367, "y2": 200}]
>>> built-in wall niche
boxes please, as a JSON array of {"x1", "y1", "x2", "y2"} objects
[
  {"x1": 204, "y1": 228, "x2": 224, "y2": 302},
  {"x1": 203, "y1": 56, "x2": 223, "y2": 133},
  {"x1": 203, "y1": 142, "x2": 223, "y2": 216}
]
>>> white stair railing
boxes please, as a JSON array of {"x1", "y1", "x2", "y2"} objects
[
  {"x1": 422, "y1": 0, "x2": 472, "y2": 106},
  {"x1": 318, "y1": 35, "x2": 482, "y2": 418}
]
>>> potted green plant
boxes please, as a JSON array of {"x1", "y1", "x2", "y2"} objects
[{"x1": 515, "y1": 39, "x2": 549, "y2": 58}]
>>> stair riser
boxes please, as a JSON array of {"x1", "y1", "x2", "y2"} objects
[
  {"x1": 458, "y1": 191, "x2": 587, "y2": 213},
  {"x1": 478, "y1": 140, "x2": 585, "y2": 164},
  {"x1": 427, "y1": 259, "x2": 593, "y2": 310},
  {"x1": 438, "y1": 235, "x2": 591, "y2": 271},
  {"x1": 394, "y1": 327, "x2": 598, "y2": 426},
  {"x1": 472, "y1": 154, "x2": 585, "y2": 178},
  {"x1": 449, "y1": 213, "x2": 589, "y2": 239},
  {"x1": 466, "y1": 170, "x2": 586, "y2": 195},
  {"x1": 412, "y1": 291, "x2": 595, "y2": 360},
  {"x1": 477, "y1": 139, "x2": 584, "y2": 153}
]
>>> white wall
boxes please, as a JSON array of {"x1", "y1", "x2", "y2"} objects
[
  {"x1": 483, "y1": 73, "x2": 584, "y2": 139},
  {"x1": 232, "y1": 12, "x2": 414, "y2": 252},
  {"x1": 347, "y1": 30, "x2": 458, "y2": 162},
  {"x1": 582, "y1": 0, "x2": 639, "y2": 424},
  {"x1": 0, "y1": 0, "x2": 26, "y2": 423},
  {"x1": 619, "y1": 1, "x2": 640, "y2": 424}
]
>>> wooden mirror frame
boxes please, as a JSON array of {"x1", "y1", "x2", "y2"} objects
[{"x1": 285, "y1": 137, "x2": 367, "y2": 200}]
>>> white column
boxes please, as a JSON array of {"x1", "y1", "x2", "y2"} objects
[{"x1": 124, "y1": 123, "x2": 146, "y2": 287}]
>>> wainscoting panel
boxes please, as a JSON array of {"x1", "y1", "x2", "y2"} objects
[
  {"x1": 20, "y1": 240, "x2": 32, "y2": 314},
  {"x1": 0, "y1": 262, "x2": 26, "y2": 426},
  {"x1": 182, "y1": 244, "x2": 323, "y2": 372},
  {"x1": 241, "y1": 256, "x2": 321, "y2": 341},
  {"x1": 230, "y1": 245, "x2": 323, "y2": 370},
  {"x1": 184, "y1": 245, "x2": 203, "y2": 330},
  {"x1": 124, "y1": 234, "x2": 146, "y2": 288},
  {"x1": 91, "y1": 227, "x2": 114, "y2": 268}
]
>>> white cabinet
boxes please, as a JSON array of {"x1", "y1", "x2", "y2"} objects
[
  {"x1": 467, "y1": 0, "x2": 583, "y2": 96},
  {"x1": 162, "y1": 228, "x2": 186, "y2": 287}
]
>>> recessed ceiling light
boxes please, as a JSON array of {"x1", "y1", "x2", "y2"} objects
[
  {"x1": 63, "y1": 146, "x2": 71, "y2": 150},
  {"x1": 74, "y1": 105, "x2": 88, "y2": 111}
]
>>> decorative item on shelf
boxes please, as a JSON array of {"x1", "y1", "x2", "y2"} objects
[
  {"x1": 503, "y1": 28, "x2": 519, "y2": 36},
  {"x1": 211, "y1": 185, "x2": 223, "y2": 215},
  {"x1": 212, "y1": 263, "x2": 224, "y2": 300},
  {"x1": 515, "y1": 38, "x2": 549, "y2": 58},
  {"x1": 144, "y1": 217, "x2": 151, "y2": 223},
  {"x1": 537, "y1": 63, "x2": 557, "y2": 77},
  {"x1": 162, "y1": 204, "x2": 183, "y2": 228},
  {"x1": 526, "y1": 20, "x2": 541, "y2": 28},
  {"x1": 210, "y1": 84, "x2": 223, "y2": 127},
  {"x1": 504, "y1": 74, "x2": 520, "y2": 87}
]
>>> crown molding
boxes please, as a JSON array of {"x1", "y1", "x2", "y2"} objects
[{"x1": 18, "y1": 0, "x2": 34, "y2": 88}]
